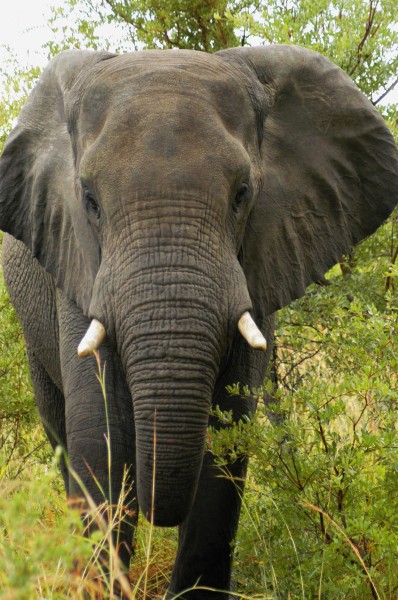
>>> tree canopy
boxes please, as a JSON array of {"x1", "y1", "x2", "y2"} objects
[
  {"x1": 44, "y1": 0, "x2": 398, "y2": 103},
  {"x1": 1, "y1": 0, "x2": 397, "y2": 152}
]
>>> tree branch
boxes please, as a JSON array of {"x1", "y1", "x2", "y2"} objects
[
  {"x1": 348, "y1": 0, "x2": 379, "y2": 77},
  {"x1": 374, "y1": 77, "x2": 398, "y2": 105}
]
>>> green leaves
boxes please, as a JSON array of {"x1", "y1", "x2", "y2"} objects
[
  {"x1": 210, "y1": 218, "x2": 398, "y2": 598},
  {"x1": 44, "y1": 0, "x2": 243, "y2": 54},
  {"x1": 231, "y1": 0, "x2": 398, "y2": 103}
]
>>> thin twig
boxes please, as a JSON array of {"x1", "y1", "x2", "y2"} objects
[{"x1": 374, "y1": 77, "x2": 398, "y2": 106}]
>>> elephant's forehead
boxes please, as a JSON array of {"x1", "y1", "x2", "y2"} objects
[
  {"x1": 92, "y1": 49, "x2": 248, "y2": 96},
  {"x1": 74, "y1": 58, "x2": 257, "y2": 167},
  {"x1": 78, "y1": 51, "x2": 255, "y2": 129}
]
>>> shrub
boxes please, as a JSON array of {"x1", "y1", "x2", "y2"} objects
[{"x1": 210, "y1": 215, "x2": 398, "y2": 599}]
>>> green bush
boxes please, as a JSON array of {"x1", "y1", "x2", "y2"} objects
[
  {"x1": 210, "y1": 215, "x2": 398, "y2": 599},
  {"x1": 0, "y1": 469, "x2": 91, "y2": 599}
]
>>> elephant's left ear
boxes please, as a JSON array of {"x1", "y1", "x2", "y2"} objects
[
  {"x1": 0, "y1": 50, "x2": 116, "y2": 314},
  {"x1": 218, "y1": 45, "x2": 398, "y2": 316}
]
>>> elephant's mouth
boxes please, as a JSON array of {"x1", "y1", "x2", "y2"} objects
[{"x1": 77, "y1": 311, "x2": 266, "y2": 357}]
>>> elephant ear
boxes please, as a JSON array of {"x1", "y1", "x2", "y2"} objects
[
  {"x1": 218, "y1": 45, "x2": 398, "y2": 316},
  {"x1": 0, "y1": 50, "x2": 115, "y2": 314}
]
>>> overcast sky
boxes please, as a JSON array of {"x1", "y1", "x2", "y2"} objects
[{"x1": 0, "y1": 0, "x2": 64, "y2": 66}]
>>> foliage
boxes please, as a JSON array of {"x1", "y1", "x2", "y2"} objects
[
  {"x1": 209, "y1": 215, "x2": 398, "y2": 599},
  {"x1": 0, "y1": 469, "x2": 91, "y2": 599},
  {"x1": 231, "y1": 0, "x2": 398, "y2": 102},
  {"x1": 91, "y1": 0, "x2": 244, "y2": 51},
  {"x1": 44, "y1": 0, "x2": 398, "y2": 106},
  {"x1": 45, "y1": 0, "x2": 252, "y2": 54},
  {"x1": 0, "y1": 459, "x2": 178, "y2": 599}
]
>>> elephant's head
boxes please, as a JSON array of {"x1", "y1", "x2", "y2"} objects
[{"x1": 1, "y1": 46, "x2": 397, "y2": 525}]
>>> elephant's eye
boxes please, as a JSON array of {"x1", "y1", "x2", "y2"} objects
[
  {"x1": 83, "y1": 188, "x2": 100, "y2": 219},
  {"x1": 233, "y1": 183, "x2": 250, "y2": 213}
]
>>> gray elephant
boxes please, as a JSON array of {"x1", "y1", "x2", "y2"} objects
[{"x1": 0, "y1": 44, "x2": 397, "y2": 598}]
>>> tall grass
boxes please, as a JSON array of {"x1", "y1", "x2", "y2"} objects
[{"x1": 0, "y1": 348, "x2": 177, "y2": 599}]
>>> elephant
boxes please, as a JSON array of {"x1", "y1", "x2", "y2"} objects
[{"x1": 0, "y1": 44, "x2": 397, "y2": 598}]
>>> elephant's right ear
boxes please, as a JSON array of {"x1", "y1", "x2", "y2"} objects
[
  {"x1": 0, "y1": 50, "x2": 115, "y2": 314},
  {"x1": 218, "y1": 45, "x2": 398, "y2": 316}
]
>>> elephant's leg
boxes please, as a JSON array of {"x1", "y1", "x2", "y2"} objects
[
  {"x1": 168, "y1": 320, "x2": 274, "y2": 599},
  {"x1": 168, "y1": 451, "x2": 248, "y2": 600},
  {"x1": 2, "y1": 236, "x2": 70, "y2": 487},
  {"x1": 27, "y1": 347, "x2": 69, "y2": 491},
  {"x1": 168, "y1": 385, "x2": 254, "y2": 598},
  {"x1": 57, "y1": 291, "x2": 137, "y2": 569}
]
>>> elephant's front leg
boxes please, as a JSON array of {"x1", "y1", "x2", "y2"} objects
[
  {"x1": 57, "y1": 291, "x2": 137, "y2": 570},
  {"x1": 168, "y1": 450, "x2": 248, "y2": 600},
  {"x1": 168, "y1": 323, "x2": 274, "y2": 599}
]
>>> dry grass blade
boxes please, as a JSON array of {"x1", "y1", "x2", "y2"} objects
[{"x1": 301, "y1": 500, "x2": 381, "y2": 600}]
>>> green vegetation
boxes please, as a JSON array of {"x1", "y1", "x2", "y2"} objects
[
  {"x1": 0, "y1": 1, "x2": 397, "y2": 598},
  {"x1": 210, "y1": 215, "x2": 398, "y2": 598},
  {"x1": 0, "y1": 433, "x2": 178, "y2": 599},
  {"x1": 45, "y1": 0, "x2": 241, "y2": 54},
  {"x1": 45, "y1": 0, "x2": 398, "y2": 101}
]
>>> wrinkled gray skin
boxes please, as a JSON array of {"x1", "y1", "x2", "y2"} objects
[{"x1": 1, "y1": 45, "x2": 397, "y2": 598}]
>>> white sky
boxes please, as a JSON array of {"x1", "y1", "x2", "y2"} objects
[
  {"x1": 0, "y1": 0, "x2": 397, "y2": 105},
  {"x1": 0, "y1": 0, "x2": 64, "y2": 66}
]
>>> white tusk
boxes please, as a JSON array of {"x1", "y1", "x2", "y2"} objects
[
  {"x1": 78, "y1": 319, "x2": 107, "y2": 357},
  {"x1": 238, "y1": 312, "x2": 267, "y2": 351}
]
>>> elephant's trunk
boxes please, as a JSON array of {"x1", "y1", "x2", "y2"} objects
[
  {"x1": 119, "y1": 277, "x2": 228, "y2": 526},
  {"x1": 129, "y1": 353, "x2": 217, "y2": 525},
  {"x1": 87, "y1": 200, "x2": 253, "y2": 525}
]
